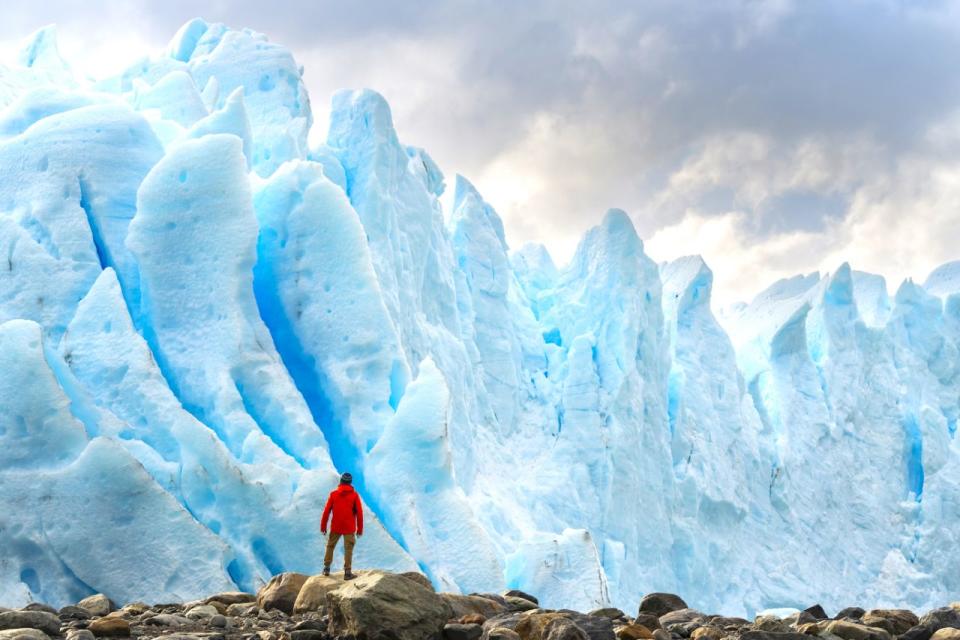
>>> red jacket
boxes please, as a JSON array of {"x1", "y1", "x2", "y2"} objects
[{"x1": 321, "y1": 483, "x2": 364, "y2": 535}]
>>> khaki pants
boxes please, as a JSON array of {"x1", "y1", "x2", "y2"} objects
[{"x1": 324, "y1": 533, "x2": 356, "y2": 571}]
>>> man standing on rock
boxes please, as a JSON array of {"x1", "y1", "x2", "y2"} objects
[{"x1": 321, "y1": 472, "x2": 364, "y2": 580}]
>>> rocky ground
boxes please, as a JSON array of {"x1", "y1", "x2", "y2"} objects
[{"x1": 2, "y1": 571, "x2": 960, "y2": 640}]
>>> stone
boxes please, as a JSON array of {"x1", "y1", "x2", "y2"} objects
[
  {"x1": 446, "y1": 624, "x2": 484, "y2": 640},
  {"x1": 207, "y1": 592, "x2": 257, "y2": 606},
  {"x1": 616, "y1": 625, "x2": 654, "y2": 640},
  {"x1": 484, "y1": 614, "x2": 528, "y2": 637},
  {"x1": 900, "y1": 626, "x2": 934, "y2": 640},
  {"x1": 651, "y1": 631, "x2": 670, "y2": 640},
  {"x1": 294, "y1": 574, "x2": 347, "y2": 614},
  {"x1": 690, "y1": 627, "x2": 722, "y2": 640},
  {"x1": 87, "y1": 618, "x2": 130, "y2": 638},
  {"x1": 58, "y1": 607, "x2": 91, "y2": 621},
  {"x1": 545, "y1": 619, "x2": 590, "y2": 640},
  {"x1": 460, "y1": 615, "x2": 488, "y2": 626},
  {"x1": 796, "y1": 624, "x2": 821, "y2": 636},
  {"x1": 836, "y1": 610, "x2": 866, "y2": 622},
  {"x1": 862, "y1": 610, "x2": 919, "y2": 636},
  {"x1": 740, "y1": 632, "x2": 811, "y2": 640},
  {"x1": 503, "y1": 591, "x2": 539, "y2": 606},
  {"x1": 257, "y1": 573, "x2": 309, "y2": 615},
  {"x1": 803, "y1": 607, "x2": 829, "y2": 621},
  {"x1": 402, "y1": 573, "x2": 436, "y2": 591},
  {"x1": 824, "y1": 620, "x2": 891, "y2": 640},
  {"x1": 709, "y1": 617, "x2": 748, "y2": 630},
  {"x1": 326, "y1": 570, "x2": 453, "y2": 640},
  {"x1": 291, "y1": 631, "x2": 325, "y2": 640},
  {"x1": 931, "y1": 631, "x2": 960, "y2": 640},
  {"x1": 0, "y1": 630, "x2": 50, "y2": 640},
  {"x1": 591, "y1": 611, "x2": 626, "y2": 621},
  {"x1": 228, "y1": 603, "x2": 259, "y2": 617},
  {"x1": 488, "y1": 629, "x2": 522, "y2": 640},
  {"x1": 21, "y1": 606, "x2": 56, "y2": 617},
  {"x1": 660, "y1": 611, "x2": 703, "y2": 627},
  {"x1": 78, "y1": 596, "x2": 114, "y2": 618},
  {"x1": 783, "y1": 613, "x2": 817, "y2": 628},
  {"x1": 0, "y1": 612, "x2": 62, "y2": 636},
  {"x1": 567, "y1": 614, "x2": 615, "y2": 640},
  {"x1": 66, "y1": 630, "x2": 95, "y2": 640},
  {"x1": 186, "y1": 605, "x2": 220, "y2": 621},
  {"x1": 633, "y1": 616, "x2": 661, "y2": 631},
  {"x1": 505, "y1": 598, "x2": 539, "y2": 613},
  {"x1": 640, "y1": 595, "x2": 688, "y2": 620},
  {"x1": 210, "y1": 616, "x2": 228, "y2": 628},
  {"x1": 920, "y1": 609, "x2": 960, "y2": 633},
  {"x1": 440, "y1": 593, "x2": 507, "y2": 619},
  {"x1": 143, "y1": 613, "x2": 192, "y2": 627},
  {"x1": 754, "y1": 617, "x2": 791, "y2": 634}
]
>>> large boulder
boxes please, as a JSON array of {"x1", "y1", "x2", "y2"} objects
[
  {"x1": 639, "y1": 595, "x2": 688, "y2": 619},
  {"x1": 294, "y1": 574, "x2": 344, "y2": 614},
  {"x1": 0, "y1": 630, "x2": 50, "y2": 640},
  {"x1": 257, "y1": 572, "x2": 309, "y2": 614},
  {"x1": 0, "y1": 612, "x2": 61, "y2": 636},
  {"x1": 513, "y1": 613, "x2": 613, "y2": 640},
  {"x1": 921, "y1": 609, "x2": 960, "y2": 633},
  {"x1": 862, "y1": 610, "x2": 919, "y2": 636},
  {"x1": 205, "y1": 592, "x2": 257, "y2": 606},
  {"x1": 326, "y1": 571, "x2": 453, "y2": 640},
  {"x1": 932, "y1": 631, "x2": 960, "y2": 640},
  {"x1": 443, "y1": 595, "x2": 507, "y2": 620},
  {"x1": 87, "y1": 618, "x2": 130, "y2": 638},
  {"x1": 740, "y1": 632, "x2": 811, "y2": 640},
  {"x1": 825, "y1": 620, "x2": 891, "y2": 640},
  {"x1": 660, "y1": 610, "x2": 704, "y2": 627},
  {"x1": 78, "y1": 595, "x2": 114, "y2": 618}
]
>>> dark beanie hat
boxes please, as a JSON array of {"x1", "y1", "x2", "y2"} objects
[{"x1": 340, "y1": 472, "x2": 353, "y2": 485}]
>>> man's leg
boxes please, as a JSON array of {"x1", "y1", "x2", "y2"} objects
[
  {"x1": 324, "y1": 533, "x2": 342, "y2": 573},
  {"x1": 343, "y1": 534, "x2": 356, "y2": 577}
]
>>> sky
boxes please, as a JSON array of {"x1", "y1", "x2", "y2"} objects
[{"x1": 2, "y1": 0, "x2": 960, "y2": 306}]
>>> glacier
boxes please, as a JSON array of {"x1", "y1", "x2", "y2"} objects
[{"x1": 1, "y1": 19, "x2": 960, "y2": 617}]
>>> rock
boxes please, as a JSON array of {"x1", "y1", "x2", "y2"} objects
[
  {"x1": 861, "y1": 610, "x2": 919, "y2": 636},
  {"x1": 803, "y1": 607, "x2": 829, "y2": 621},
  {"x1": 488, "y1": 629, "x2": 522, "y2": 640},
  {"x1": 931, "y1": 631, "x2": 960, "y2": 640},
  {"x1": 446, "y1": 624, "x2": 484, "y2": 640},
  {"x1": 754, "y1": 617, "x2": 791, "y2": 634},
  {"x1": 87, "y1": 618, "x2": 130, "y2": 638},
  {"x1": 690, "y1": 628, "x2": 722, "y2": 640},
  {"x1": 616, "y1": 625, "x2": 654, "y2": 640},
  {"x1": 708, "y1": 617, "x2": 749, "y2": 630},
  {"x1": 0, "y1": 612, "x2": 61, "y2": 636},
  {"x1": 505, "y1": 598, "x2": 539, "y2": 613},
  {"x1": 503, "y1": 591, "x2": 539, "y2": 606},
  {"x1": 143, "y1": 613, "x2": 192, "y2": 627},
  {"x1": 836, "y1": 610, "x2": 866, "y2": 622},
  {"x1": 483, "y1": 613, "x2": 528, "y2": 637},
  {"x1": 639, "y1": 595, "x2": 688, "y2": 620},
  {"x1": 0, "y1": 630, "x2": 50, "y2": 640},
  {"x1": 228, "y1": 603, "x2": 259, "y2": 617},
  {"x1": 567, "y1": 614, "x2": 615, "y2": 640},
  {"x1": 632, "y1": 616, "x2": 660, "y2": 631},
  {"x1": 402, "y1": 573, "x2": 436, "y2": 591},
  {"x1": 783, "y1": 613, "x2": 817, "y2": 628},
  {"x1": 460, "y1": 615, "x2": 488, "y2": 626},
  {"x1": 796, "y1": 624, "x2": 821, "y2": 636},
  {"x1": 920, "y1": 609, "x2": 960, "y2": 633},
  {"x1": 294, "y1": 574, "x2": 347, "y2": 614},
  {"x1": 591, "y1": 611, "x2": 626, "y2": 621},
  {"x1": 901, "y1": 627, "x2": 934, "y2": 640},
  {"x1": 661, "y1": 611, "x2": 703, "y2": 627},
  {"x1": 824, "y1": 620, "x2": 891, "y2": 640},
  {"x1": 651, "y1": 631, "x2": 670, "y2": 640},
  {"x1": 740, "y1": 632, "x2": 811, "y2": 640},
  {"x1": 78, "y1": 596, "x2": 114, "y2": 618},
  {"x1": 58, "y1": 607, "x2": 91, "y2": 621},
  {"x1": 20, "y1": 606, "x2": 56, "y2": 617},
  {"x1": 326, "y1": 570, "x2": 453, "y2": 640},
  {"x1": 294, "y1": 621, "x2": 327, "y2": 633},
  {"x1": 291, "y1": 631, "x2": 325, "y2": 640},
  {"x1": 207, "y1": 592, "x2": 257, "y2": 606},
  {"x1": 545, "y1": 619, "x2": 590, "y2": 640},
  {"x1": 186, "y1": 605, "x2": 220, "y2": 621},
  {"x1": 66, "y1": 630, "x2": 95, "y2": 640},
  {"x1": 257, "y1": 573, "x2": 309, "y2": 615},
  {"x1": 210, "y1": 615, "x2": 228, "y2": 629}
]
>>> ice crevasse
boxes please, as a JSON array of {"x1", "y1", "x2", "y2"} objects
[{"x1": 1, "y1": 19, "x2": 960, "y2": 616}]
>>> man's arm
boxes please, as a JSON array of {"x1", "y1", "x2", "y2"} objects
[
  {"x1": 320, "y1": 493, "x2": 333, "y2": 534},
  {"x1": 355, "y1": 493, "x2": 364, "y2": 536}
]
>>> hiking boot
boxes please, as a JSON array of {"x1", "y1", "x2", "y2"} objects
[
  {"x1": 344, "y1": 570, "x2": 356, "y2": 581},
  {"x1": 322, "y1": 566, "x2": 330, "y2": 577}
]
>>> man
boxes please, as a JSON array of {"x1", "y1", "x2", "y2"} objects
[{"x1": 320, "y1": 472, "x2": 364, "y2": 579}]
